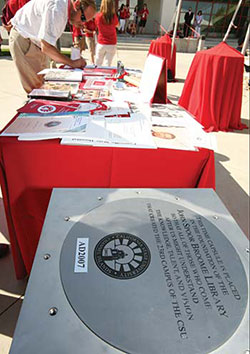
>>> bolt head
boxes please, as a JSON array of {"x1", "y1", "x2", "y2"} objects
[{"x1": 49, "y1": 307, "x2": 58, "y2": 316}]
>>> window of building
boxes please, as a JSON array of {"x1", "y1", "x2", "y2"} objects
[{"x1": 180, "y1": 0, "x2": 249, "y2": 38}]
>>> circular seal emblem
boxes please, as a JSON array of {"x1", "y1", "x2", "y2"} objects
[
  {"x1": 37, "y1": 105, "x2": 56, "y2": 114},
  {"x1": 94, "y1": 233, "x2": 151, "y2": 280}
]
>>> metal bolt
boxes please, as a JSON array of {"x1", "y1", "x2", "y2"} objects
[
  {"x1": 213, "y1": 215, "x2": 219, "y2": 220},
  {"x1": 175, "y1": 197, "x2": 180, "y2": 201},
  {"x1": 97, "y1": 197, "x2": 103, "y2": 201},
  {"x1": 43, "y1": 254, "x2": 51, "y2": 260},
  {"x1": 246, "y1": 248, "x2": 249, "y2": 254},
  {"x1": 49, "y1": 307, "x2": 58, "y2": 316},
  {"x1": 64, "y1": 216, "x2": 70, "y2": 221},
  {"x1": 136, "y1": 191, "x2": 141, "y2": 194}
]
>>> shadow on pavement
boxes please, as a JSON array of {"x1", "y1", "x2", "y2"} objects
[
  {"x1": 230, "y1": 119, "x2": 249, "y2": 135},
  {"x1": 215, "y1": 152, "x2": 249, "y2": 238},
  {"x1": 0, "y1": 294, "x2": 23, "y2": 339}
]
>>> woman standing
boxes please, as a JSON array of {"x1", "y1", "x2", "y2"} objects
[
  {"x1": 118, "y1": 4, "x2": 126, "y2": 33},
  {"x1": 95, "y1": 0, "x2": 119, "y2": 66},
  {"x1": 138, "y1": 3, "x2": 149, "y2": 34},
  {"x1": 194, "y1": 10, "x2": 203, "y2": 38}
]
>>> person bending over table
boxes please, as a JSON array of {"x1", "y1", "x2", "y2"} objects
[
  {"x1": 9, "y1": 0, "x2": 96, "y2": 93},
  {"x1": 95, "y1": 0, "x2": 119, "y2": 67}
]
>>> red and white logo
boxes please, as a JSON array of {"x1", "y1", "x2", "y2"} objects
[{"x1": 37, "y1": 105, "x2": 57, "y2": 114}]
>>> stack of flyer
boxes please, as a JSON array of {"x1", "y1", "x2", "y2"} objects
[{"x1": 0, "y1": 63, "x2": 217, "y2": 151}]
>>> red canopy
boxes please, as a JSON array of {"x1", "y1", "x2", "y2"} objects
[
  {"x1": 179, "y1": 42, "x2": 248, "y2": 132},
  {"x1": 149, "y1": 34, "x2": 176, "y2": 79}
]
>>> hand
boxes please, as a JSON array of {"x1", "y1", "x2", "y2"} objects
[
  {"x1": 70, "y1": 58, "x2": 87, "y2": 68},
  {"x1": 3, "y1": 21, "x2": 12, "y2": 33}
]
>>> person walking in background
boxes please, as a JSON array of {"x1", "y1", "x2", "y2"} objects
[
  {"x1": 138, "y1": 3, "x2": 149, "y2": 34},
  {"x1": 118, "y1": 3, "x2": 126, "y2": 33},
  {"x1": 95, "y1": 0, "x2": 119, "y2": 66},
  {"x1": 133, "y1": 5, "x2": 138, "y2": 25},
  {"x1": 183, "y1": 7, "x2": 193, "y2": 37},
  {"x1": 72, "y1": 25, "x2": 86, "y2": 56},
  {"x1": 84, "y1": 18, "x2": 97, "y2": 64},
  {"x1": 124, "y1": 5, "x2": 130, "y2": 34},
  {"x1": 194, "y1": 10, "x2": 203, "y2": 38}
]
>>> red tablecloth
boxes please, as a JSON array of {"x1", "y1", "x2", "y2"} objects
[
  {"x1": 0, "y1": 134, "x2": 215, "y2": 279},
  {"x1": 149, "y1": 34, "x2": 176, "y2": 79},
  {"x1": 179, "y1": 42, "x2": 248, "y2": 132}
]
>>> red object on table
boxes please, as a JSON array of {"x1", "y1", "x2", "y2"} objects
[
  {"x1": 179, "y1": 42, "x2": 248, "y2": 132},
  {"x1": 0, "y1": 130, "x2": 215, "y2": 279},
  {"x1": 149, "y1": 34, "x2": 176, "y2": 80}
]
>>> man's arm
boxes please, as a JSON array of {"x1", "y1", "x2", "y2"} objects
[{"x1": 41, "y1": 40, "x2": 86, "y2": 68}]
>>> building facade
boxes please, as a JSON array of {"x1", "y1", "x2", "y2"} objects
[
  {"x1": 0, "y1": 0, "x2": 249, "y2": 39},
  {"x1": 116, "y1": 0, "x2": 249, "y2": 38}
]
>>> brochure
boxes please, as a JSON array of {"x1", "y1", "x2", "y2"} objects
[
  {"x1": 41, "y1": 81, "x2": 79, "y2": 95},
  {"x1": 83, "y1": 78, "x2": 113, "y2": 90},
  {"x1": 28, "y1": 89, "x2": 71, "y2": 101},
  {"x1": 1, "y1": 114, "x2": 88, "y2": 138},
  {"x1": 38, "y1": 68, "x2": 83, "y2": 82}
]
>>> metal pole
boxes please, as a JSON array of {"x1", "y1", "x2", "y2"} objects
[
  {"x1": 241, "y1": 22, "x2": 250, "y2": 56},
  {"x1": 171, "y1": 0, "x2": 183, "y2": 59},
  {"x1": 197, "y1": 36, "x2": 203, "y2": 52},
  {"x1": 223, "y1": 0, "x2": 243, "y2": 42}
]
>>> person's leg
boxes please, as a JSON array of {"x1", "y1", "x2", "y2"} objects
[
  {"x1": 95, "y1": 43, "x2": 106, "y2": 66},
  {"x1": 90, "y1": 38, "x2": 96, "y2": 64},
  {"x1": 79, "y1": 36, "x2": 86, "y2": 54},
  {"x1": 86, "y1": 37, "x2": 95, "y2": 64},
  {"x1": 104, "y1": 45, "x2": 116, "y2": 66},
  {"x1": 120, "y1": 19, "x2": 126, "y2": 33},
  {"x1": 141, "y1": 20, "x2": 146, "y2": 34},
  {"x1": 183, "y1": 23, "x2": 187, "y2": 37},
  {"x1": 9, "y1": 28, "x2": 49, "y2": 93}
]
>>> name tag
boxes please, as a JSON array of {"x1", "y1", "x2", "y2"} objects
[{"x1": 74, "y1": 238, "x2": 89, "y2": 273}]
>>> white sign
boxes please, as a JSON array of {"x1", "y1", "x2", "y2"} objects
[
  {"x1": 74, "y1": 238, "x2": 89, "y2": 273},
  {"x1": 139, "y1": 54, "x2": 165, "y2": 103}
]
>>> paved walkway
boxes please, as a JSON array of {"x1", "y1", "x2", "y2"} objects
[{"x1": 0, "y1": 37, "x2": 249, "y2": 353}]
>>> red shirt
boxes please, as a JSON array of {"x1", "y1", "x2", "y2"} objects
[
  {"x1": 140, "y1": 8, "x2": 149, "y2": 20},
  {"x1": 119, "y1": 8, "x2": 127, "y2": 19},
  {"x1": 125, "y1": 9, "x2": 130, "y2": 19},
  {"x1": 95, "y1": 12, "x2": 118, "y2": 45},
  {"x1": 8, "y1": 0, "x2": 29, "y2": 16},
  {"x1": 72, "y1": 25, "x2": 82, "y2": 39},
  {"x1": 84, "y1": 19, "x2": 97, "y2": 38}
]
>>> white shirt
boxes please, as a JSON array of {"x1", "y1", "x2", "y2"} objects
[{"x1": 11, "y1": 0, "x2": 68, "y2": 47}]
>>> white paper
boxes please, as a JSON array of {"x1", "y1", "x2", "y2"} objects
[
  {"x1": 61, "y1": 113, "x2": 156, "y2": 149},
  {"x1": 151, "y1": 103, "x2": 204, "y2": 129},
  {"x1": 71, "y1": 46, "x2": 81, "y2": 60},
  {"x1": 91, "y1": 101, "x2": 130, "y2": 118},
  {"x1": 151, "y1": 126, "x2": 197, "y2": 151},
  {"x1": 139, "y1": 54, "x2": 164, "y2": 103},
  {"x1": 2, "y1": 115, "x2": 88, "y2": 139},
  {"x1": 191, "y1": 129, "x2": 218, "y2": 151}
]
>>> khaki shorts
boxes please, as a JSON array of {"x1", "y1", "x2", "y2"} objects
[
  {"x1": 86, "y1": 36, "x2": 95, "y2": 55},
  {"x1": 9, "y1": 27, "x2": 49, "y2": 93}
]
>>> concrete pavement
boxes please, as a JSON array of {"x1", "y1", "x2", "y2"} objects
[{"x1": 0, "y1": 37, "x2": 249, "y2": 353}]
